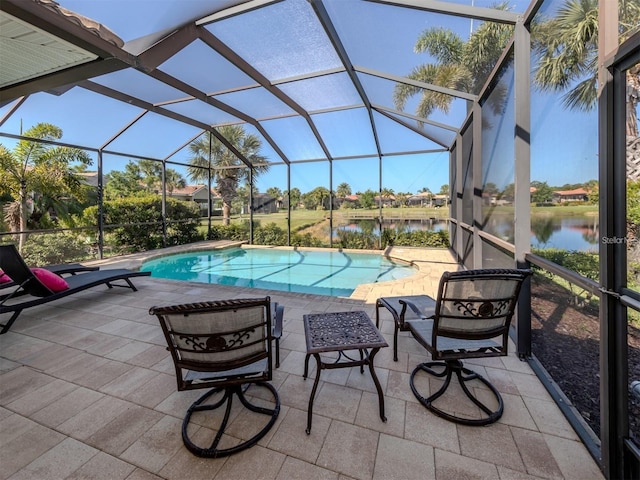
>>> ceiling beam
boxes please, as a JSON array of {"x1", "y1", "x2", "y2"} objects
[
  {"x1": 198, "y1": 27, "x2": 335, "y2": 162},
  {"x1": 135, "y1": 23, "x2": 200, "y2": 71},
  {"x1": 79, "y1": 80, "x2": 255, "y2": 169},
  {"x1": 0, "y1": 58, "x2": 129, "y2": 103},
  {"x1": 373, "y1": 106, "x2": 451, "y2": 149},
  {"x1": 372, "y1": 103, "x2": 458, "y2": 132},
  {"x1": 355, "y1": 66, "x2": 476, "y2": 102},
  {"x1": 146, "y1": 69, "x2": 292, "y2": 165},
  {"x1": 309, "y1": 0, "x2": 384, "y2": 163},
  {"x1": 365, "y1": 0, "x2": 520, "y2": 24}
]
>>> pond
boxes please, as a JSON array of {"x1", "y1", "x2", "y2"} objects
[
  {"x1": 485, "y1": 214, "x2": 599, "y2": 252},
  {"x1": 336, "y1": 215, "x2": 599, "y2": 252}
]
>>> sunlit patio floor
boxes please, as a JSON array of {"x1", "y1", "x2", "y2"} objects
[{"x1": 0, "y1": 242, "x2": 604, "y2": 479}]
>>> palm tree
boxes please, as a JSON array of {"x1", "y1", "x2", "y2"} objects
[
  {"x1": 165, "y1": 169, "x2": 186, "y2": 196},
  {"x1": 187, "y1": 126, "x2": 268, "y2": 225},
  {"x1": 266, "y1": 187, "x2": 283, "y2": 210},
  {"x1": 380, "y1": 187, "x2": 395, "y2": 206},
  {"x1": 394, "y1": 2, "x2": 514, "y2": 119},
  {"x1": 285, "y1": 187, "x2": 301, "y2": 210},
  {"x1": 336, "y1": 182, "x2": 352, "y2": 198},
  {"x1": 0, "y1": 123, "x2": 92, "y2": 250},
  {"x1": 266, "y1": 187, "x2": 282, "y2": 199},
  {"x1": 302, "y1": 187, "x2": 331, "y2": 210},
  {"x1": 138, "y1": 159, "x2": 162, "y2": 193},
  {"x1": 532, "y1": 0, "x2": 640, "y2": 176},
  {"x1": 395, "y1": 192, "x2": 410, "y2": 207}
]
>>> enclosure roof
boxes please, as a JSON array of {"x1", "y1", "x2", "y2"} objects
[{"x1": 0, "y1": 0, "x2": 530, "y2": 168}]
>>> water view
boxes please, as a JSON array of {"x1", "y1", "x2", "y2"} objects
[{"x1": 336, "y1": 215, "x2": 599, "y2": 252}]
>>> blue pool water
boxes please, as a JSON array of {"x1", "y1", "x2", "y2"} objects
[{"x1": 141, "y1": 247, "x2": 416, "y2": 297}]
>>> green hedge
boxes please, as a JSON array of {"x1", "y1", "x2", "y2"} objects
[
  {"x1": 210, "y1": 222, "x2": 325, "y2": 248},
  {"x1": 386, "y1": 229, "x2": 450, "y2": 248},
  {"x1": 531, "y1": 248, "x2": 599, "y2": 280},
  {"x1": 81, "y1": 196, "x2": 202, "y2": 253},
  {"x1": 20, "y1": 233, "x2": 92, "y2": 265},
  {"x1": 206, "y1": 219, "x2": 451, "y2": 250}
]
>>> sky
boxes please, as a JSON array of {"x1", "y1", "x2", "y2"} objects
[{"x1": 0, "y1": 0, "x2": 600, "y2": 195}]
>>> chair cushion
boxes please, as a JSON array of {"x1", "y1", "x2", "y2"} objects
[
  {"x1": 0, "y1": 270, "x2": 11, "y2": 284},
  {"x1": 184, "y1": 358, "x2": 268, "y2": 383},
  {"x1": 31, "y1": 268, "x2": 69, "y2": 292},
  {"x1": 406, "y1": 319, "x2": 500, "y2": 352}
]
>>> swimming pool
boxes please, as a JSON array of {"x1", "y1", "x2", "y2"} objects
[{"x1": 141, "y1": 247, "x2": 416, "y2": 297}]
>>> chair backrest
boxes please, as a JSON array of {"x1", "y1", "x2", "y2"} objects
[
  {"x1": 433, "y1": 269, "x2": 531, "y2": 346},
  {"x1": 150, "y1": 297, "x2": 274, "y2": 390},
  {"x1": 0, "y1": 244, "x2": 53, "y2": 297}
]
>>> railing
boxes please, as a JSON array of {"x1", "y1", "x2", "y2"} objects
[{"x1": 525, "y1": 251, "x2": 602, "y2": 464}]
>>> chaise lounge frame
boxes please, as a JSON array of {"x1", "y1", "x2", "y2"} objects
[{"x1": 0, "y1": 244, "x2": 150, "y2": 334}]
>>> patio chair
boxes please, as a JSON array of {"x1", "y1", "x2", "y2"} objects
[
  {"x1": 0, "y1": 244, "x2": 150, "y2": 334},
  {"x1": 398, "y1": 268, "x2": 531, "y2": 425},
  {"x1": 149, "y1": 297, "x2": 281, "y2": 458}
]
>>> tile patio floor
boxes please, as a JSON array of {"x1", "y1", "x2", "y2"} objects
[{"x1": 0, "y1": 243, "x2": 604, "y2": 479}]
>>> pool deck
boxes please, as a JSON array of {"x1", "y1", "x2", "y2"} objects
[{"x1": 0, "y1": 241, "x2": 604, "y2": 479}]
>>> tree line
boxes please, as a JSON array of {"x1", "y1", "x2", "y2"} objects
[{"x1": 1, "y1": 0, "x2": 637, "y2": 253}]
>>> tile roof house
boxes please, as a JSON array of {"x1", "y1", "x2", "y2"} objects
[{"x1": 552, "y1": 187, "x2": 590, "y2": 203}]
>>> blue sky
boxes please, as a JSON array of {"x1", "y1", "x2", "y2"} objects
[{"x1": 0, "y1": 0, "x2": 599, "y2": 195}]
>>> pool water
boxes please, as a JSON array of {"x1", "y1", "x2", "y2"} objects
[{"x1": 141, "y1": 247, "x2": 416, "y2": 297}]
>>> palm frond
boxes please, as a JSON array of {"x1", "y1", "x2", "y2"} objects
[
  {"x1": 531, "y1": 0, "x2": 599, "y2": 112},
  {"x1": 414, "y1": 27, "x2": 464, "y2": 64},
  {"x1": 562, "y1": 76, "x2": 597, "y2": 111}
]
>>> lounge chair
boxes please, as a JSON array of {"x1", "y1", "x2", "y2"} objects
[
  {"x1": 1, "y1": 262, "x2": 99, "y2": 294},
  {"x1": 0, "y1": 244, "x2": 150, "y2": 334}
]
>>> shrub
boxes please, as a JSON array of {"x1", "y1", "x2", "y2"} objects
[
  {"x1": 531, "y1": 248, "x2": 599, "y2": 280},
  {"x1": 80, "y1": 196, "x2": 202, "y2": 253},
  {"x1": 209, "y1": 221, "x2": 326, "y2": 248},
  {"x1": 391, "y1": 229, "x2": 449, "y2": 248},
  {"x1": 253, "y1": 223, "x2": 287, "y2": 245},
  {"x1": 21, "y1": 233, "x2": 92, "y2": 265},
  {"x1": 336, "y1": 230, "x2": 378, "y2": 249},
  {"x1": 209, "y1": 223, "x2": 249, "y2": 241},
  {"x1": 290, "y1": 232, "x2": 325, "y2": 247},
  {"x1": 206, "y1": 221, "x2": 449, "y2": 250}
]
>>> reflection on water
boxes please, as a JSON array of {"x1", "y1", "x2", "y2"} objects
[
  {"x1": 483, "y1": 215, "x2": 599, "y2": 251},
  {"x1": 530, "y1": 216, "x2": 599, "y2": 251},
  {"x1": 339, "y1": 215, "x2": 599, "y2": 252},
  {"x1": 335, "y1": 218, "x2": 448, "y2": 235}
]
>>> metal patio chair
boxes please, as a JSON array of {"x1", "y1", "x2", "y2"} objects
[
  {"x1": 395, "y1": 268, "x2": 531, "y2": 425},
  {"x1": 150, "y1": 296, "x2": 281, "y2": 458}
]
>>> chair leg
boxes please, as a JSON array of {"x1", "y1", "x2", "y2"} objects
[
  {"x1": 181, "y1": 382, "x2": 280, "y2": 458},
  {"x1": 410, "y1": 360, "x2": 504, "y2": 426},
  {"x1": 376, "y1": 299, "x2": 399, "y2": 362},
  {"x1": 393, "y1": 323, "x2": 399, "y2": 362},
  {"x1": 0, "y1": 310, "x2": 21, "y2": 334}
]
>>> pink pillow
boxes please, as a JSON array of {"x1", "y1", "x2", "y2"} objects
[
  {"x1": 31, "y1": 268, "x2": 69, "y2": 292},
  {"x1": 0, "y1": 270, "x2": 12, "y2": 284}
]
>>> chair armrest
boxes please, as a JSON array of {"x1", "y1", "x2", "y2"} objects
[
  {"x1": 399, "y1": 298, "x2": 436, "y2": 323},
  {"x1": 398, "y1": 299, "x2": 418, "y2": 327},
  {"x1": 272, "y1": 303, "x2": 284, "y2": 339}
]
